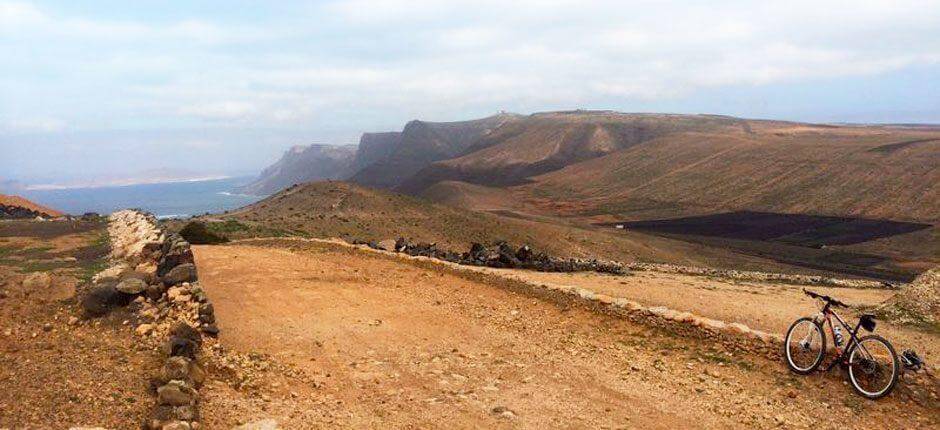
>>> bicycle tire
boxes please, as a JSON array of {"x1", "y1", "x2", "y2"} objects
[{"x1": 784, "y1": 317, "x2": 826, "y2": 374}]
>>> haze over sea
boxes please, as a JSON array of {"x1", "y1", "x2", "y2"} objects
[{"x1": 19, "y1": 177, "x2": 261, "y2": 218}]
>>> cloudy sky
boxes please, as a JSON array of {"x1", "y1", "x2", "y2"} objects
[{"x1": 2, "y1": 0, "x2": 939, "y2": 185}]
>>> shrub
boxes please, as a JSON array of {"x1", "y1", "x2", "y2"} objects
[{"x1": 179, "y1": 221, "x2": 229, "y2": 245}]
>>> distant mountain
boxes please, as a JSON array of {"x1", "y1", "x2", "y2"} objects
[
  {"x1": 517, "y1": 120, "x2": 940, "y2": 223},
  {"x1": 237, "y1": 144, "x2": 358, "y2": 196},
  {"x1": 350, "y1": 113, "x2": 520, "y2": 189},
  {"x1": 0, "y1": 194, "x2": 64, "y2": 218},
  {"x1": 242, "y1": 110, "x2": 940, "y2": 225},
  {"x1": 397, "y1": 111, "x2": 749, "y2": 193},
  {"x1": 242, "y1": 113, "x2": 520, "y2": 196}
]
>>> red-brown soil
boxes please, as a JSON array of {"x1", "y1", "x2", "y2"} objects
[{"x1": 194, "y1": 240, "x2": 938, "y2": 429}]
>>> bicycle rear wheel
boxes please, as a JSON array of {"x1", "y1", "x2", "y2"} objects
[
  {"x1": 848, "y1": 335, "x2": 899, "y2": 399},
  {"x1": 784, "y1": 317, "x2": 826, "y2": 374}
]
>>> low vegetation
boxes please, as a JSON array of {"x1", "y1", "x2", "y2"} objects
[{"x1": 178, "y1": 221, "x2": 229, "y2": 245}]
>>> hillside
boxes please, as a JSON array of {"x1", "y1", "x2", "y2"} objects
[
  {"x1": 233, "y1": 112, "x2": 938, "y2": 280},
  {"x1": 237, "y1": 144, "x2": 357, "y2": 196},
  {"x1": 518, "y1": 124, "x2": 940, "y2": 223},
  {"x1": 397, "y1": 112, "x2": 751, "y2": 193},
  {"x1": 349, "y1": 113, "x2": 520, "y2": 189},
  {"x1": 208, "y1": 181, "x2": 859, "y2": 274},
  {"x1": 0, "y1": 194, "x2": 64, "y2": 218}
]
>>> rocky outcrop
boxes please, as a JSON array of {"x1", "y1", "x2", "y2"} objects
[
  {"x1": 0, "y1": 194, "x2": 64, "y2": 219},
  {"x1": 80, "y1": 209, "x2": 218, "y2": 430}
]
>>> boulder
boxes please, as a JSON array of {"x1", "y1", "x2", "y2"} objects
[
  {"x1": 166, "y1": 323, "x2": 202, "y2": 359},
  {"x1": 149, "y1": 404, "x2": 198, "y2": 428},
  {"x1": 161, "y1": 356, "x2": 192, "y2": 382},
  {"x1": 81, "y1": 283, "x2": 133, "y2": 317},
  {"x1": 156, "y1": 380, "x2": 196, "y2": 406},
  {"x1": 122, "y1": 270, "x2": 154, "y2": 284},
  {"x1": 162, "y1": 264, "x2": 198, "y2": 287},
  {"x1": 116, "y1": 278, "x2": 148, "y2": 294},
  {"x1": 200, "y1": 324, "x2": 220, "y2": 337},
  {"x1": 93, "y1": 263, "x2": 130, "y2": 283},
  {"x1": 197, "y1": 303, "x2": 215, "y2": 324},
  {"x1": 157, "y1": 235, "x2": 195, "y2": 277}
]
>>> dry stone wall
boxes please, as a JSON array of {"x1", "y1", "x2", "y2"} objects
[
  {"x1": 82, "y1": 210, "x2": 217, "y2": 430},
  {"x1": 358, "y1": 237, "x2": 890, "y2": 289}
]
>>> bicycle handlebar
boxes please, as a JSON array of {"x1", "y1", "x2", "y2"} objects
[{"x1": 803, "y1": 289, "x2": 849, "y2": 308}]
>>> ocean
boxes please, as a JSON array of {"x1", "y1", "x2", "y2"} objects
[{"x1": 20, "y1": 177, "x2": 263, "y2": 218}]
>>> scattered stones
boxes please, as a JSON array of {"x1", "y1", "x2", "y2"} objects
[
  {"x1": 167, "y1": 286, "x2": 191, "y2": 304},
  {"x1": 626, "y1": 262, "x2": 888, "y2": 289},
  {"x1": 233, "y1": 419, "x2": 279, "y2": 430},
  {"x1": 491, "y1": 405, "x2": 516, "y2": 419},
  {"x1": 136, "y1": 324, "x2": 155, "y2": 336}
]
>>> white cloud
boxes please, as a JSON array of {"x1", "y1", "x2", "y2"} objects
[
  {"x1": 1, "y1": 0, "x2": 940, "y2": 134},
  {"x1": 178, "y1": 102, "x2": 259, "y2": 120}
]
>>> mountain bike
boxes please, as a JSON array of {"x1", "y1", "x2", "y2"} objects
[{"x1": 784, "y1": 289, "x2": 900, "y2": 399}]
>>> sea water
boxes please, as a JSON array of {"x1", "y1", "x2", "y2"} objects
[{"x1": 20, "y1": 177, "x2": 262, "y2": 218}]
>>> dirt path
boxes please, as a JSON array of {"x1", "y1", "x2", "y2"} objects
[
  {"x1": 195, "y1": 241, "x2": 937, "y2": 429},
  {"x1": 481, "y1": 268, "x2": 940, "y2": 361}
]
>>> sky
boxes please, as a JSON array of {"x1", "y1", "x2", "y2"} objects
[{"x1": 1, "y1": 0, "x2": 939, "y2": 186}]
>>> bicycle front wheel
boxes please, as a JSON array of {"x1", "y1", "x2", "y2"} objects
[
  {"x1": 784, "y1": 317, "x2": 826, "y2": 374},
  {"x1": 848, "y1": 335, "x2": 899, "y2": 399}
]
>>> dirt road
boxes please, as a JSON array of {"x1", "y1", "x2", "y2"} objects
[
  {"x1": 195, "y1": 240, "x2": 937, "y2": 429},
  {"x1": 478, "y1": 268, "x2": 939, "y2": 361}
]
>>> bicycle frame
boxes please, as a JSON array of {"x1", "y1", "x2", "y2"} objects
[{"x1": 812, "y1": 301, "x2": 874, "y2": 371}]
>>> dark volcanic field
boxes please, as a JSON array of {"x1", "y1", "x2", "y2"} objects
[{"x1": 605, "y1": 211, "x2": 934, "y2": 282}]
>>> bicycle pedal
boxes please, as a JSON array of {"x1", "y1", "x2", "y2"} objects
[{"x1": 901, "y1": 349, "x2": 924, "y2": 371}]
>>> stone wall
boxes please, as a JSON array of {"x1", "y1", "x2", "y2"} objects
[{"x1": 82, "y1": 210, "x2": 217, "y2": 430}]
